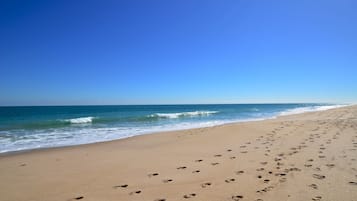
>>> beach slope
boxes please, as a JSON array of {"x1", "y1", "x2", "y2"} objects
[{"x1": 0, "y1": 105, "x2": 357, "y2": 201}]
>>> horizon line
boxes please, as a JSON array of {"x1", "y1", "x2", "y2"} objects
[{"x1": 0, "y1": 102, "x2": 350, "y2": 107}]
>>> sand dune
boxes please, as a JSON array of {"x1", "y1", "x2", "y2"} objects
[{"x1": 1, "y1": 105, "x2": 357, "y2": 201}]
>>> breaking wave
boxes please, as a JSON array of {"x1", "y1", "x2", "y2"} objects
[
  {"x1": 148, "y1": 111, "x2": 219, "y2": 119},
  {"x1": 64, "y1": 117, "x2": 95, "y2": 124},
  {"x1": 278, "y1": 105, "x2": 347, "y2": 116}
]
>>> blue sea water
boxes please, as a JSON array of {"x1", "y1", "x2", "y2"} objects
[{"x1": 0, "y1": 104, "x2": 346, "y2": 153}]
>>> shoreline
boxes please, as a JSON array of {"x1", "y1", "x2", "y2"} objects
[
  {"x1": 0, "y1": 104, "x2": 351, "y2": 156},
  {"x1": 1, "y1": 105, "x2": 357, "y2": 201}
]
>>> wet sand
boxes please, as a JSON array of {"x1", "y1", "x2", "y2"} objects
[{"x1": 0, "y1": 105, "x2": 357, "y2": 201}]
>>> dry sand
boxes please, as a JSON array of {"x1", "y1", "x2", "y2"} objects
[{"x1": 1, "y1": 105, "x2": 357, "y2": 201}]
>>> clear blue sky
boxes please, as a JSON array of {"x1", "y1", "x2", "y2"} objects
[{"x1": 1, "y1": 0, "x2": 356, "y2": 106}]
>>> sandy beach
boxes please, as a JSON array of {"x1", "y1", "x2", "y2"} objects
[{"x1": 0, "y1": 105, "x2": 357, "y2": 201}]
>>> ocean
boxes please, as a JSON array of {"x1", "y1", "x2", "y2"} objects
[{"x1": 0, "y1": 103, "x2": 346, "y2": 153}]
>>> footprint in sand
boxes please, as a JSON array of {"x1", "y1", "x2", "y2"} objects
[
  {"x1": 312, "y1": 174, "x2": 326, "y2": 179},
  {"x1": 274, "y1": 157, "x2": 282, "y2": 162},
  {"x1": 240, "y1": 151, "x2": 248, "y2": 154},
  {"x1": 192, "y1": 170, "x2": 200, "y2": 173},
  {"x1": 257, "y1": 186, "x2": 274, "y2": 193},
  {"x1": 225, "y1": 178, "x2": 236, "y2": 183},
  {"x1": 230, "y1": 156, "x2": 236, "y2": 159},
  {"x1": 177, "y1": 166, "x2": 187, "y2": 170},
  {"x1": 312, "y1": 196, "x2": 322, "y2": 201},
  {"x1": 236, "y1": 170, "x2": 244, "y2": 175},
  {"x1": 348, "y1": 181, "x2": 357, "y2": 185},
  {"x1": 290, "y1": 150, "x2": 299, "y2": 155},
  {"x1": 314, "y1": 167, "x2": 321, "y2": 171},
  {"x1": 113, "y1": 184, "x2": 128, "y2": 189},
  {"x1": 183, "y1": 193, "x2": 196, "y2": 199},
  {"x1": 154, "y1": 199, "x2": 166, "y2": 201},
  {"x1": 211, "y1": 162, "x2": 219, "y2": 166},
  {"x1": 72, "y1": 196, "x2": 84, "y2": 200},
  {"x1": 227, "y1": 149, "x2": 232, "y2": 152},
  {"x1": 279, "y1": 177, "x2": 287, "y2": 183},
  {"x1": 263, "y1": 179, "x2": 270, "y2": 183},
  {"x1": 256, "y1": 168, "x2": 265, "y2": 171},
  {"x1": 214, "y1": 154, "x2": 222, "y2": 157},
  {"x1": 195, "y1": 159, "x2": 203, "y2": 162},
  {"x1": 201, "y1": 182, "x2": 212, "y2": 188},
  {"x1": 231, "y1": 195, "x2": 244, "y2": 201},
  {"x1": 260, "y1": 162, "x2": 268, "y2": 165},
  {"x1": 309, "y1": 184, "x2": 318, "y2": 189},
  {"x1": 148, "y1": 173, "x2": 159, "y2": 177},
  {"x1": 162, "y1": 179, "x2": 173, "y2": 183},
  {"x1": 129, "y1": 190, "x2": 142, "y2": 195},
  {"x1": 289, "y1": 167, "x2": 301, "y2": 172}
]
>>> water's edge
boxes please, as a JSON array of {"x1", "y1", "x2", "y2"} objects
[{"x1": 0, "y1": 104, "x2": 350, "y2": 156}]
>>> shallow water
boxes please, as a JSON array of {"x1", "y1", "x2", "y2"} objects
[{"x1": 0, "y1": 104, "x2": 345, "y2": 153}]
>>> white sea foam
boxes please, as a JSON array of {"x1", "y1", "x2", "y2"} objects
[
  {"x1": 278, "y1": 105, "x2": 348, "y2": 116},
  {"x1": 149, "y1": 111, "x2": 218, "y2": 119},
  {"x1": 65, "y1": 117, "x2": 95, "y2": 124},
  {"x1": 0, "y1": 120, "x2": 229, "y2": 153},
  {"x1": 1, "y1": 114, "x2": 276, "y2": 154},
  {"x1": 0, "y1": 104, "x2": 349, "y2": 154}
]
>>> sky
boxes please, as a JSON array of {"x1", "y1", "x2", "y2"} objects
[{"x1": 1, "y1": 0, "x2": 356, "y2": 106}]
